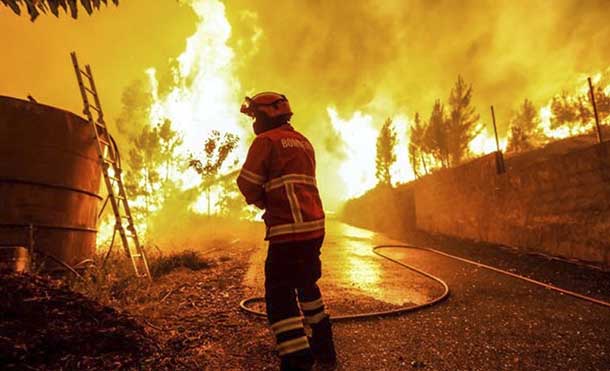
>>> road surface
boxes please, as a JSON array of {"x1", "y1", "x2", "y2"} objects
[{"x1": 243, "y1": 220, "x2": 610, "y2": 370}]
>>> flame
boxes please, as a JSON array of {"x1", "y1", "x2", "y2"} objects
[
  {"x1": 327, "y1": 108, "x2": 377, "y2": 199},
  {"x1": 327, "y1": 108, "x2": 414, "y2": 199},
  {"x1": 539, "y1": 104, "x2": 576, "y2": 139},
  {"x1": 96, "y1": 0, "x2": 250, "y2": 245},
  {"x1": 539, "y1": 71, "x2": 610, "y2": 139},
  {"x1": 94, "y1": 1, "x2": 610, "y2": 244},
  {"x1": 146, "y1": 0, "x2": 248, "y2": 213},
  {"x1": 95, "y1": 218, "x2": 115, "y2": 250},
  {"x1": 390, "y1": 116, "x2": 414, "y2": 185},
  {"x1": 469, "y1": 128, "x2": 507, "y2": 155}
]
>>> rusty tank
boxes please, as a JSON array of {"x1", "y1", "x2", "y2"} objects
[{"x1": 0, "y1": 95, "x2": 102, "y2": 270}]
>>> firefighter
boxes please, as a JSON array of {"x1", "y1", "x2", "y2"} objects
[{"x1": 237, "y1": 92, "x2": 337, "y2": 371}]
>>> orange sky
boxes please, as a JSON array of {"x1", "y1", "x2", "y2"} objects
[{"x1": 0, "y1": 1, "x2": 196, "y2": 121}]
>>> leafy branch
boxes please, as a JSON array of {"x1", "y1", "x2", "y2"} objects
[{"x1": 1, "y1": 0, "x2": 118, "y2": 21}]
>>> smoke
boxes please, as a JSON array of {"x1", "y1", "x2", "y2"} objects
[
  {"x1": 225, "y1": 0, "x2": 610, "y2": 131},
  {"x1": 220, "y1": 0, "x2": 610, "y2": 208},
  {"x1": 112, "y1": 0, "x2": 610, "y2": 220}
]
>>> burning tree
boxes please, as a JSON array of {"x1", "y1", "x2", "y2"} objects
[
  {"x1": 116, "y1": 80, "x2": 152, "y2": 140},
  {"x1": 408, "y1": 112, "x2": 427, "y2": 178},
  {"x1": 188, "y1": 130, "x2": 239, "y2": 216},
  {"x1": 124, "y1": 119, "x2": 182, "y2": 225},
  {"x1": 446, "y1": 75, "x2": 481, "y2": 166},
  {"x1": 158, "y1": 118, "x2": 183, "y2": 182},
  {"x1": 549, "y1": 86, "x2": 610, "y2": 135},
  {"x1": 507, "y1": 99, "x2": 544, "y2": 153},
  {"x1": 375, "y1": 118, "x2": 397, "y2": 186},
  {"x1": 591, "y1": 86, "x2": 610, "y2": 124},
  {"x1": 113, "y1": 80, "x2": 183, "y2": 219},
  {"x1": 423, "y1": 99, "x2": 450, "y2": 168},
  {"x1": 573, "y1": 96, "x2": 593, "y2": 125},
  {"x1": 1, "y1": 0, "x2": 118, "y2": 21},
  {"x1": 409, "y1": 76, "x2": 482, "y2": 172},
  {"x1": 550, "y1": 92, "x2": 580, "y2": 132}
]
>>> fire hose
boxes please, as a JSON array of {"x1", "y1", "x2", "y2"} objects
[{"x1": 239, "y1": 243, "x2": 610, "y2": 320}]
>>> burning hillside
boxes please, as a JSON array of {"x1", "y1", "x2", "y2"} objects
[
  {"x1": 90, "y1": 0, "x2": 610, "y2": 243},
  {"x1": 0, "y1": 0, "x2": 608, "y2": 250}
]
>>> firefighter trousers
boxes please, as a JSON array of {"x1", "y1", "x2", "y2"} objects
[{"x1": 265, "y1": 236, "x2": 332, "y2": 369}]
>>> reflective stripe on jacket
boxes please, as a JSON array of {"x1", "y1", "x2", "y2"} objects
[{"x1": 237, "y1": 124, "x2": 325, "y2": 242}]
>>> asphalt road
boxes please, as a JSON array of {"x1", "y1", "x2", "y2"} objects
[{"x1": 243, "y1": 220, "x2": 610, "y2": 370}]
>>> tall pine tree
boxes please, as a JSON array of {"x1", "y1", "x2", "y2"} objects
[
  {"x1": 447, "y1": 75, "x2": 481, "y2": 166},
  {"x1": 550, "y1": 91, "x2": 578, "y2": 131},
  {"x1": 424, "y1": 100, "x2": 450, "y2": 168},
  {"x1": 375, "y1": 118, "x2": 397, "y2": 186},
  {"x1": 408, "y1": 112, "x2": 426, "y2": 178},
  {"x1": 507, "y1": 99, "x2": 543, "y2": 153}
]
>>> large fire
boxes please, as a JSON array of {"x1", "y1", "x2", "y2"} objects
[
  {"x1": 540, "y1": 72, "x2": 608, "y2": 139},
  {"x1": 146, "y1": 0, "x2": 248, "y2": 214},
  {"x1": 157, "y1": 1, "x2": 604, "y2": 199},
  {"x1": 91, "y1": 0, "x2": 610, "y2": 246}
]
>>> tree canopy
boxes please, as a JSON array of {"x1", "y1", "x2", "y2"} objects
[
  {"x1": 408, "y1": 75, "x2": 481, "y2": 173},
  {"x1": 507, "y1": 99, "x2": 543, "y2": 153},
  {"x1": 446, "y1": 75, "x2": 481, "y2": 166},
  {"x1": 1, "y1": 0, "x2": 118, "y2": 21},
  {"x1": 375, "y1": 118, "x2": 397, "y2": 186},
  {"x1": 188, "y1": 130, "x2": 240, "y2": 216},
  {"x1": 408, "y1": 112, "x2": 426, "y2": 178},
  {"x1": 424, "y1": 99, "x2": 449, "y2": 168}
]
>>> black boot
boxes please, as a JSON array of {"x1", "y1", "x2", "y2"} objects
[
  {"x1": 309, "y1": 316, "x2": 337, "y2": 369},
  {"x1": 280, "y1": 349, "x2": 315, "y2": 371}
]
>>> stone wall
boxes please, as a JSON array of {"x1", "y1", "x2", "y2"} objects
[{"x1": 342, "y1": 139, "x2": 610, "y2": 267}]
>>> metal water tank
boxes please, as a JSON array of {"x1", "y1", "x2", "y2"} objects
[{"x1": 0, "y1": 96, "x2": 102, "y2": 270}]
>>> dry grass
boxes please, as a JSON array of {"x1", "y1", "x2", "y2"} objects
[
  {"x1": 149, "y1": 250, "x2": 212, "y2": 278},
  {"x1": 67, "y1": 249, "x2": 214, "y2": 307}
]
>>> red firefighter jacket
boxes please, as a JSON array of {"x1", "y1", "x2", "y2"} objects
[{"x1": 237, "y1": 124, "x2": 325, "y2": 242}]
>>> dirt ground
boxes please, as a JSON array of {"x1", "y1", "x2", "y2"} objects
[{"x1": 1, "y1": 240, "x2": 281, "y2": 370}]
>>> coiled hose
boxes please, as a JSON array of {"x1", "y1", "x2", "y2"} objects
[{"x1": 239, "y1": 243, "x2": 610, "y2": 321}]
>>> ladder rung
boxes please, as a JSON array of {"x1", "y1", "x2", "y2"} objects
[
  {"x1": 99, "y1": 138, "x2": 110, "y2": 146},
  {"x1": 80, "y1": 69, "x2": 91, "y2": 79},
  {"x1": 84, "y1": 86, "x2": 96, "y2": 95},
  {"x1": 89, "y1": 105, "x2": 101, "y2": 113},
  {"x1": 131, "y1": 254, "x2": 142, "y2": 258}
]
